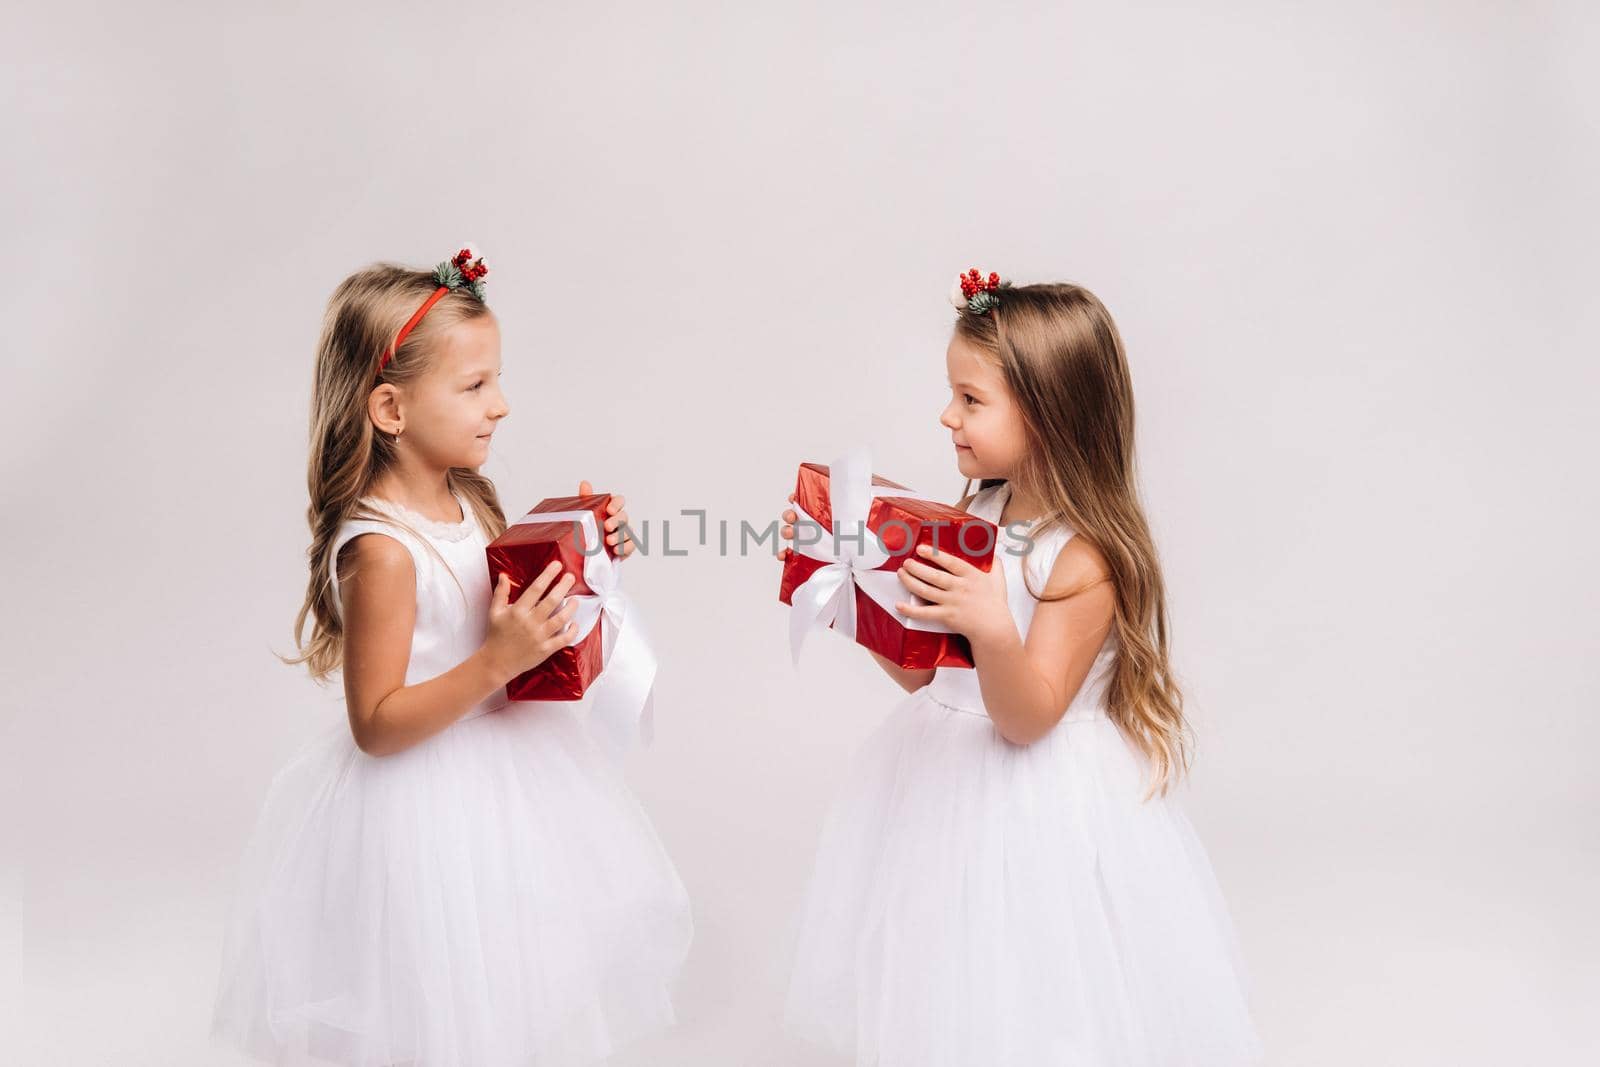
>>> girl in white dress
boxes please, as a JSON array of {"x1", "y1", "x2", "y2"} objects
[
  {"x1": 211, "y1": 250, "x2": 692, "y2": 1066},
  {"x1": 778, "y1": 272, "x2": 1264, "y2": 1066}
]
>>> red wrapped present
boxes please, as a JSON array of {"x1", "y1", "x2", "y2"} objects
[
  {"x1": 779, "y1": 448, "x2": 997, "y2": 669},
  {"x1": 485, "y1": 495, "x2": 657, "y2": 763},
  {"x1": 486, "y1": 494, "x2": 613, "y2": 700}
]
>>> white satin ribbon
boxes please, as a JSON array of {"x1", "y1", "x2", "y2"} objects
[
  {"x1": 509, "y1": 507, "x2": 657, "y2": 760},
  {"x1": 786, "y1": 447, "x2": 963, "y2": 666}
]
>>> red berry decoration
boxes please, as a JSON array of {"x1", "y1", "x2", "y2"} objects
[
  {"x1": 430, "y1": 246, "x2": 490, "y2": 302},
  {"x1": 952, "y1": 266, "x2": 1004, "y2": 315}
]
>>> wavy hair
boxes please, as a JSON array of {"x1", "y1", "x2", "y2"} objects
[
  {"x1": 956, "y1": 283, "x2": 1192, "y2": 799},
  {"x1": 281, "y1": 263, "x2": 509, "y2": 684}
]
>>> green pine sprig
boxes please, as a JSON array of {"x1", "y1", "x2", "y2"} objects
[
  {"x1": 433, "y1": 261, "x2": 464, "y2": 289},
  {"x1": 967, "y1": 290, "x2": 999, "y2": 315}
]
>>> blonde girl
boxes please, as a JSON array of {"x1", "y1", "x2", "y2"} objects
[
  {"x1": 212, "y1": 251, "x2": 692, "y2": 1067},
  {"x1": 780, "y1": 273, "x2": 1263, "y2": 1066}
]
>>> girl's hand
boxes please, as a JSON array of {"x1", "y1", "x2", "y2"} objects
[
  {"x1": 777, "y1": 492, "x2": 799, "y2": 561},
  {"x1": 579, "y1": 479, "x2": 635, "y2": 558},
  {"x1": 894, "y1": 543, "x2": 1014, "y2": 646},
  {"x1": 483, "y1": 563, "x2": 581, "y2": 682}
]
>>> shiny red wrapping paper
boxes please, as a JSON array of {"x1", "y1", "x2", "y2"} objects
[
  {"x1": 486, "y1": 493, "x2": 619, "y2": 701},
  {"x1": 777, "y1": 461, "x2": 997, "y2": 669}
]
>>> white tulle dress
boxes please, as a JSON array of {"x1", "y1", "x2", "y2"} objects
[
  {"x1": 212, "y1": 490, "x2": 693, "y2": 1067},
  {"x1": 784, "y1": 482, "x2": 1264, "y2": 1066}
]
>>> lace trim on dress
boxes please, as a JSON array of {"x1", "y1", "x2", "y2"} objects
[{"x1": 357, "y1": 492, "x2": 476, "y2": 542}]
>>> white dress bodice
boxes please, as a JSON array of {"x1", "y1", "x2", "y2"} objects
[
  {"x1": 923, "y1": 482, "x2": 1117, "y2": 725},
  {"x1": 327, "y1": 489, "x2": 509, "y2": 722}
]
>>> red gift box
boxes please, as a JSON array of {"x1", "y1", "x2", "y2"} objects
[
  {"x1": 779, "y1": 459, "x2": 997, "y2": 669},
  {"x1": 486, "y1": 493, "x2": 619, "y2": 701}
]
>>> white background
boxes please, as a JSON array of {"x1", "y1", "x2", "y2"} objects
[{"x1": 4, "y1": 2, "x2": 1597, "y2": 1064}]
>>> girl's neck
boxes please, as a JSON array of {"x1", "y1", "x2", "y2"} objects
[{"x1": 999, "y1": 479, "x2": 1046, "y2": 527}]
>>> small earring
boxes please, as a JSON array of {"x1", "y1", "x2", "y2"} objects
[{"x1": 394, "y1": 429, "x2": 402, "y2": 443}]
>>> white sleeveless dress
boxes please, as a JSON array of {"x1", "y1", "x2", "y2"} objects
[
  {"x1": 211, "y1": 490, "x2": 693, "y2": 1067},
  {"x1": 784, "y1": 483, "x2": 1264, "y2": 1066}
]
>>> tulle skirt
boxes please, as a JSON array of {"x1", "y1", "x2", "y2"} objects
[
  {"x1": 212, "y1": 701, "x2": 693, "y2": 1067},
  {"x1": 784, "y1": 691, "x2": 1264, "y2": 1067}
]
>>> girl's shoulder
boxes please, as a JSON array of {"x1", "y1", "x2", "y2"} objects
[
  {"x1": 327, "y1": 496, "x2": 469, "y2": 616},
  {"x1": 1031, "y1": 526, "x2": 1109, "y2": 600},
  {"x1": 331, "y1": 500, "x2": 436, "y2": 558},
  {"x1": 328, "y1": 512, "x2": 427, "y2": 620}
]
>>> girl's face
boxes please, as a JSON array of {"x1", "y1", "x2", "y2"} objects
[
  {"x1": 402, "y1": 315, "x2": 509, "y2": 468},
  {"x1": 941, "y1": 333, "x2": 1029, "y2": 482}
]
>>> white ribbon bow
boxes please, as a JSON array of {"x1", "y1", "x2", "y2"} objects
[
  {"x1": 786, "y1": 447, "x2": 959, "y2": 666},
  {"x1": 509, "y1": 507, "x2": 657, "y2": 761}
]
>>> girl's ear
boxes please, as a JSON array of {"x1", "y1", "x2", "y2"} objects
[{"x1": 368, "y1": 383, "x2": 403, "y2": 436}]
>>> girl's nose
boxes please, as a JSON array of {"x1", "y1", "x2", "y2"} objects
[{"x1": 939, "y1": 404, "x2": 960, "y2": 430}]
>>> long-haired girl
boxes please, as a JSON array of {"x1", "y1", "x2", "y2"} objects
[
  {"x1": 212, "y1": 251, "x2": 692, "y2": 1067},
  {"x1": 780, "y1": 273, "x2": 1263, "y2": 1066}
]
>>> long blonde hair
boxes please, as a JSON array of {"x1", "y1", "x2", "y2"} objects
[
  {"x1": 282, "y1": 263, "x2": 510, "y2": 684},
  {"x1": 956, "y1": 283, "x2": 1193, "y2": 799}
]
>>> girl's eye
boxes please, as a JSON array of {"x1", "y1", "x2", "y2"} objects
[
  {"x1": 963, "y1": 394, "x2": 978, "y2": 406},
  {"x1": 470, "y1": 381, "x2": 483, "y2": 391}
]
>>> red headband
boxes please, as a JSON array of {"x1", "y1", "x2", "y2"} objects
[
  {"x1": 377, "y1": 287, "x2": 448, "y2": 377},
  {"x1": 375, "y1": 247, "x2": 490, "y2": 379}
]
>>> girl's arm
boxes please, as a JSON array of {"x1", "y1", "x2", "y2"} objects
[
  {"x1": 778, "y1": 491, "x2": 980, "y2": 695},
  {"x1": 968, "y1": 539, "x2": 1115, "y2": 744},
  {"x1": 338, "y1": 534, "x2": 577, "y2": 757},
  {"x1": 895, "y1": 537, "x2": 1115, "y2": 746},
  {"x1": 867, "y1": 651, "x2": 935, "y2": 694}
]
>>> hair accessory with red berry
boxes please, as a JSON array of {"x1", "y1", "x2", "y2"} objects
[
  {"x1": 949, "y1": 267, "x2": 1005, "y2": 315},
  {"x1": 435, "y1": 246, "x2": 490, "y2": 302}
]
